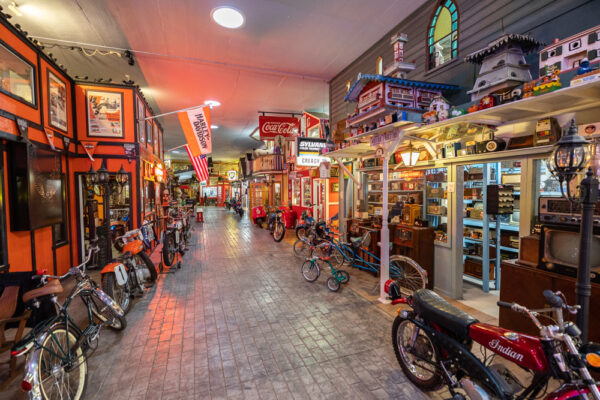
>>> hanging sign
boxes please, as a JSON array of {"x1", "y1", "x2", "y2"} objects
[
  {"x1": 123, "y1": 143, "x2": 136, "y2": 163},
  {"x1": 16, "y1": 117, "x2": 28, "y2": 140},
  {"x1": 227, "y1": 170, "x2": 238, "y2": 181},
  {"x1": 297, "y1": 137, "x2": 329, "y2": 167},
  {"x1": 81, "y1": 141, "x2": 98, "y2": 162},
  {"x1": 370, "y1": 130, "x2": 400, "y2": 147},
  {"x1": 375, "y1": 146, "x2": 384, "y2": 158},
  {"x1": 62, "y1": 136, "x2": 71, "y2": 151},
  {"x1": 178, "y1": 105, "x2": 212, "y2": 156},
  {"x1": 44, "y1": 128, "x2": 56, "y2": 151},
  {"x1": 259, "y1": 116, "x2": 300, "y2": 140}
]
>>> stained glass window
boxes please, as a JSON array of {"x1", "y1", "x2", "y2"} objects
[
  {"x1": 428, "y1": 0, "x2": 458, "y2": 69},
  {"x1": 376, "y1": 56, "x2": 383, "y2": 75}
]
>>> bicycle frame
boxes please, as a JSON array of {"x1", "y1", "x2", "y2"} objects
[{"x1": 326, "y1": 235, "x2": 404, "y2": 277}]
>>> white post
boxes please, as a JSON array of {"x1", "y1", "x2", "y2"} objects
[{"x1": 379, "y1": 154, "x2": 390, "y2": 303}]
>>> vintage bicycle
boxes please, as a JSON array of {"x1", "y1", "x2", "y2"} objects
[{"x1": 301, "y1": 242, "x2": 350, "y2": 292}]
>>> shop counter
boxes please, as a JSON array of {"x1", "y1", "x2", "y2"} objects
[{"x1": 500, "y1": 260, "x2": 600, "y2": 341}]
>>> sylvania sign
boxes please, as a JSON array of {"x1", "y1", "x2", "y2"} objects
[{"x1": 259, "y1": 116, "x2": 300, "y2": 140}]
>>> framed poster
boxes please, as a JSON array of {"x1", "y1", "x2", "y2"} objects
[
  {"x1": 0, "y1": 41, "x2": 36, "y2": 106},
  {"x1": 330, "y1": 182, "x2": 339, "y2": 192},
  {"x1": 136, "y1": 96, "x2": 145, "y2": 143},
  {"x1": 86, "y1": 90, "x2": 124, "y2": 138},
  {"x1": 47, "y1": 71, "x2": 67, "y2": 132}
]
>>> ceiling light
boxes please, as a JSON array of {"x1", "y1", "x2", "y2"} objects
[
  {"x1": 205, "y1": 99, "x2": 221, "y2": 108},
  {"x1": 400, "y1": 142, "x2": 420, "y2": 167},
  {"x1": 8, "y1": 2, "x2": 23, "y2": 16},
  {"x1": 211, "y1": 7, "x2": 244, "y2": 29},
  {"x1": 211, "y1": 125, "x2": 219, "y2": 129}
]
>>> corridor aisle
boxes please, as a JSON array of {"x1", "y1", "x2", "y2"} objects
[{"x1": 3, "y1": 208, "x2": 428, "y2": 400}]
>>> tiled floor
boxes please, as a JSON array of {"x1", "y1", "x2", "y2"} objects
[{"x1": 1, "y1": 207, "x2": 431, "y2": 399}]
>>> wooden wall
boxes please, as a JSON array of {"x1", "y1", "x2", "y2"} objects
[{"x1": 329, "y1": 0, "x2": 600, "y2": 128}]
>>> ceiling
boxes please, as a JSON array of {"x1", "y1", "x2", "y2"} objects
[{"x1": 5, "y1": 0, "x2": 427, "y2": 161}]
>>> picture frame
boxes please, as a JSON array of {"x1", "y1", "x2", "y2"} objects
[
  {"x1": 0, "y1": 40, "x2": 36, "y2": 108},
  {"x1": 47, "y1": 70, "x2": 68, "y2": 132},
  {"x1": 86, "y1": 90, "x2": 124, "y2": 138},
  {"x1": 136, "y1": 96, "x2": 145, "y2": 143},
  {"x1": 331, "y1": 182, "x2": 339, "y2": 192}
]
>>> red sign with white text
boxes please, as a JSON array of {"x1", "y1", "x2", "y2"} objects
[{"x1": 259, "y1": 116, "x2": 300, "y2": 140}]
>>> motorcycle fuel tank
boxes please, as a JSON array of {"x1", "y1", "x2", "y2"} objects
[
  {"x1": 123, "y1": 240, "x2": 144, "y2": 255},
  {"x1": 469, "y1": 323, "x2": 549, "y2": 372}
]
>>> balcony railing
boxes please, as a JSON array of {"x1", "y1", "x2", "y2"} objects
[{"x1": 251, "y1": 154, "x2": 284, "y2": 173}]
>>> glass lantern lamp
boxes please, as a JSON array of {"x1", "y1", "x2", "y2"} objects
[
  {"x1": 116, "y1": 164, "x2": 128, "y2": 184},
  {"x1": 97, "y1": 159, "x2": 110, "y2": 184},
  {"x1": 86, "y1": 164, "x2": 98, "y2": 186},
  {"x1": 551, "y1": 119, "x2": 591, "y2": 201},
  {"x1": 400, "y1": 142, "x2": 420, "y2": 167}
]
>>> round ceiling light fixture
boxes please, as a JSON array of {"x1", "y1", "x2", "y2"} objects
[
  {"x1": 205, "y1": 99, "x2": 221, "y2": 108},
  {"x1": 211, "y1": 125, "x2": 219, "y2": 129},
  {"x1": 211, "y1": 6, "x2": 244, "y2": 29}
]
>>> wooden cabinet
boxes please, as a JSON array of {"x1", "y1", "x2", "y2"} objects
[
  {"x1": 500, "y1": 261, "x2": 600, "y2": 341},
  {"x1": 391, "y1": 224, "x2": 435, "y2": 289}
]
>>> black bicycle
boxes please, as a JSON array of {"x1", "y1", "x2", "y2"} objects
[{"x1": 12, "y1": 247, "x2": 126, "y2": 400}]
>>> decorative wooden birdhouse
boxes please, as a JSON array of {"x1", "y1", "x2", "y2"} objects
[{"x1": 465, "y1": 34, "x2": 543, "y2": 101}]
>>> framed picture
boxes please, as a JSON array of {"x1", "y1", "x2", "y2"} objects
[
  {"x1": 86, "y1": 90, "x2": 124, "y2": 137},
  {"x1": 136, "y1": 96, "x2": 145, "y2": 143},
  {"x1": 330, "y1": 182, "x2": 339, "y2": 192},
  {"x1": 0, "y1": 40, "x2": 36, "y2": 107},
  {"x1": 47, "y1": 71, "x2": 68, "y2": 132}
]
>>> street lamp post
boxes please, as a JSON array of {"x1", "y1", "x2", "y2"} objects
[{"x1": 551, "y1": 119, "x2": 597, "y2": 342}]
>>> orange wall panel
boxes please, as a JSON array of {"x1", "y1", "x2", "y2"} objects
[{"x1": 34, "y1": 226, "x2": 53, "y2": 272}]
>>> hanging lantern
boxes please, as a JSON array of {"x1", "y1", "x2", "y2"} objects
[
  {"x1": 116, "y1": 164, "x2": 128, "y2": 184},
  {"x1": 551, "y1": 119, "x2": 590, "y2": 201},
  {"x1": 86, "y1": 164, "x2": 99, "y2": 185},
  {"x1": 400, "y1": 142, "x2": 420, "y2": 167},
  {"x1": 97, "y1": 159, "x2": 110, "y2": 184}
]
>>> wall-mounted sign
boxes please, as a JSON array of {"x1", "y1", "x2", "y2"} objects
[
  {"x1": 370, "y1": 130, "x2": 400, "y2": 147},
  {"x1": 86, "y1": 90, "x2": 124, "y2": 138},
  {"x1": 297, "y1": 137, "x2": 329, "y2": 167},
  {"x1": 227, "y1": 170, "x2": 238, "y2": 181},
  {"x1": 259, "y1": 116, "x2": 300, "y2": 140}
]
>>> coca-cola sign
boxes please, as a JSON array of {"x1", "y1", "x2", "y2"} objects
[{"x1": 259, "y1": 116, "x2": 300, "y2": 140}]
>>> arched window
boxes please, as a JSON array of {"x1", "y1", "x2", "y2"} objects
[
  {"x1": 376, "y1": 56, "x2": 383, "y2": 75},
  {"x1": 427, "y1": 0, "x2": 459, "y2": 69},
  {"x1": 345, "y1": 80, "x2": 351, "y2": 93}
]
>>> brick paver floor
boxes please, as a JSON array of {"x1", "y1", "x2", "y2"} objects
[{"x1": 1, "y1": 207, "x2": 429, "y2": 399}]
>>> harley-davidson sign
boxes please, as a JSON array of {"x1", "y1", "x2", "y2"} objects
[{"x1": 259, "y1": 116, "x2": 300, "y2": 140}]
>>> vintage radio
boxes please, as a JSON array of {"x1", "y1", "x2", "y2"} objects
[
  {"x1": 507, "y1": 135, "x2": 534, "y2": 150},
  {"x1": 538, "y1": 196, "x2": 600, "y2": 226},
  {"x1": 402, "y1": 204, "x2": 422, "y2": 225},
  {"x1": 539, "y1": 225, "x2": 600, "y2": 283},
  {"x1": 427, "y1": 187, "x2": 445, "y2": 198},
  {"x1": 534, "y1": 118, "x2": 561, "y2": 146}
]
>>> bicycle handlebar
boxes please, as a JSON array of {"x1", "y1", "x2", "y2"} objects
[{"x1": 34, "y1": 247, "x2": 97, "y2": 281}]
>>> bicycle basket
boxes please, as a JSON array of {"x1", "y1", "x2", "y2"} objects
[{"x1": 360, "y1": 231, "x2": 371, "y2": 248}]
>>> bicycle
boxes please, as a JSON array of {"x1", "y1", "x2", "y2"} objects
[
  {"x1": 301, "y1": 243, "x2": 350, "y2": 292},
  {"x1": 12, "y1": 246, "x2": 126, "y2": 399},
  {"x1": 314, "y1": 228, "x2": 428, "y2": 297}
]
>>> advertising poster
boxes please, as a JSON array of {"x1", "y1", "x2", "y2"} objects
[
  {"x1": 48, "y1": 71, "x2": 68, "y2": 131},
  {"x1": 86, "y1": 90, "x2": 124, "y2": 138}
]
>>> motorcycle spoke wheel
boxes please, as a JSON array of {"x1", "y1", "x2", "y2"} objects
[
  {"x1": 89, "y1": 293, "x2": 127, "y2": 331},
  {"x1": 301, "y1": 260, "x2": 320, "y2": 282},
  {"x1": 162, "y1": 235, "x2": 176, "y2": 266},
  {"x1": 101, "y1": 273, "x2": 131, "y2": 314},
  {"x1": 273, "y1": 223, "x2": 285, "y2": 242},
  {"x1": 392, "y1": 318, "x2": 442, "y2": 391},
  {"x1": 38, "y1": 325, "x2": 87, "y2": 400}
]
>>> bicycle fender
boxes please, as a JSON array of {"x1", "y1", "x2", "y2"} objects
[
  {"x1": 23, "y1": 338, "x2": 44, "y2": 400},
  {"x1": 94, "y1": 288, "x2": 125, "y2": 317},
  {"x1": 409, "y1": 318, "x2": 508, "y2": 400}
]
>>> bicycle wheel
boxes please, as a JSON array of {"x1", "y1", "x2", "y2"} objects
[
  {"x1": 38, "y1": 323, "x2": 87, "y2": 400},
  {"x1": 338, "y1": 270, "x2": 350, "y2": 283},
  {"x1": 330, "y1": 246, "x2": 346, "y2": 267},
  {"x1": 293, "y1": 239, "x2": 311, "y2": 259},
  {"x1": 88, "y1": 293, "x2": 127, "y2": 331},
  {"x1": 390, "y1": 256, "x2": 427, "y2": 298},
  {"x1": 301, "y1": 260, "x2": 320, "y2": 282},
  {"x1": 326, "y1": 277, "x2": 340, "y2": 292}
]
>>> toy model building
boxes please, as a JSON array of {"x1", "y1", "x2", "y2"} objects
[
  {"x1": 345, "y1": 33, "x2": 458, "y2": 129},
  {"x1": 465, "y1": 34, "x2": 544, "y2": 101},
  {"x1": 539, "y1": 25, "x2": 600, "y2": 76}
]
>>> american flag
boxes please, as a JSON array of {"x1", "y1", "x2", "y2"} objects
[{"x1": 185, "y1": 144, "x2": 209, "y2": 182}]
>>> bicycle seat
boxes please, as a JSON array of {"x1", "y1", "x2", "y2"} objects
[
  {"x1": 23, "y1": 279, "x2": 63, "y2": 303},
  {"x1": 411, "y1": 289, "x2": 478, "y2": 339},
  {"x1": 350, "y1": 237, "x2": 363, "y2": 245}
]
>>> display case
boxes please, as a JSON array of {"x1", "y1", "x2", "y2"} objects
[
  {"x1": 364, "y1": 167, "x2": 425, "y2": 218},
  {"x1": 425, "y1": 167, "x2": 449, "y2": 244},
  {"x1": 302, "y1": 177, "x2": 312, "y2": 208}
]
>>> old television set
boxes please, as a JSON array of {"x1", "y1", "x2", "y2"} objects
[
  {"x1": 539, "y1": 224, "x2": 600, "y2": 283},
  {"x1": 8, "y1": 142, "x2": 65, "y2": 231}
]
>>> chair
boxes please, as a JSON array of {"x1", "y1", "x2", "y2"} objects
[{"x1": 0, "y1": 286, "x2": 31, "y2": 389}]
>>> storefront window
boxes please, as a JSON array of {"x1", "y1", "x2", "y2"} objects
[
  {"x1": 292, "y1": 178, "x2": 301, "y2": 206},
  {"x1": 425, "y1": 168, "x2": 448, "y2": 243},
  {"x1": 427, "y1": 0, "x2": 459, "y2": 69},
  {"x1": 302, "y1": 177, "x2": 312, "y2": 207},
  {"x1": 0, "y1": 42, "x2": 35, "y2": 105},
  {"x1": 534, "y1": 159, "x2": 561, "y2": 217},
  {"x1": 274, "y1": 182, "x2": 281, "y2": 206}
]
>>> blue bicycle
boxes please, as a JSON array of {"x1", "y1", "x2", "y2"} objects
[{"x1": 313, "y1": 228, "x2": 428, "y2": 297}]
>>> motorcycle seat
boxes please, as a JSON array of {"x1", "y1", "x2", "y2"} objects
[{"x1": 411, "y1": 289, "x2": 478, "y2": 339}]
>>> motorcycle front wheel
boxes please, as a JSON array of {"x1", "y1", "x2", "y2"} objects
[
  {"x1": 162, "y1": 233, "x2": 176, "y2": 266},
  {"x1": 392, "y1": 317, "x2": 442, "y2": 391},
  {"x1": 101, "y1": 273, "x2": 132, "y2": 314},
  {"x1": 273, "y1": 222, "x2": 285, "y2": 242},
  {"x1": 88, "y1": 293, "x2": 127, "y2": 331},
  {"x1": 296, "y1": 226, "x2": 307, "y2": 240},
  {"x1": 137, "y1": 251, "x2": 158, "y2": 283}
]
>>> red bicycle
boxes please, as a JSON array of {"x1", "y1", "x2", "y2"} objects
[{"x1": 386, "y1": 283, "x2": 600, "y2": 400}]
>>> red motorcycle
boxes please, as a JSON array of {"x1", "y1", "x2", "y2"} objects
[{"x1": 386, "y1": 284, "x2": 600, "y2": 400}]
